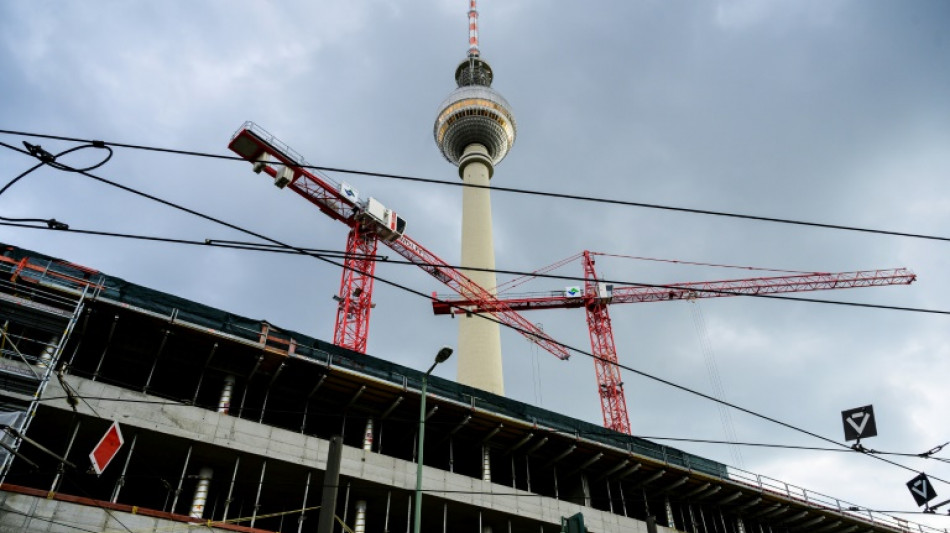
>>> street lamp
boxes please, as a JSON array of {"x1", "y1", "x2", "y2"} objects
[{"x1": 413, "y1": 346, "x2": 453, "y2": 533}]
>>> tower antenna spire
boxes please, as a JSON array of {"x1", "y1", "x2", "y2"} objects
[{"x1": 468, "y1": 0, "x2": 480, "y2": 57}]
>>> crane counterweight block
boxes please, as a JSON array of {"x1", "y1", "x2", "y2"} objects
[{"x1": 229, "y1": 123, "x2": 357, "y2": 221}]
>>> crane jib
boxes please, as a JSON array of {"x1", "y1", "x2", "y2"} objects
[
  {"x1": 228, "y1": 121, "x2": 570, "y2": 361},
  {"x1": 431, "y1": 268, "x2": 916, "y2": 315}
]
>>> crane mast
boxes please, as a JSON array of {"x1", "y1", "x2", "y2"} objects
[
  {"x1": 227, "y1": 121, "x2": 569, "y2": 359},
  {"x1": 583, "y1": 252, "x2": 629, "y2": 433},
  {"x1": 434, "y1": 251, "x2": 916, "y2": 435}
]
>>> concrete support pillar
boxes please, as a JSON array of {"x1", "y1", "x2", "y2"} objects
[
  {"x1": 449, "y1": 437, "x2": 455, "y2": 472},
  {"x1": 525, "y1": 456, "x2": 531, "y2": 492},
  {"x1": 251, "y1": 460, "x2": 267, "y2": 527},
  {"x1": 191, "y1": 343, "x2": 218, "y2": 406},
  {"x1": 38, "y1": 335, "x2": 59, "y2": 367},
  {"x1": 170, "y1": 445, "x2": 192, "y2": 514},
  {"x1": 646, "y1": 516, "x2": 658, "y2": 533},
  {"x1": 342, "y1": 482, "x2": 351, "y2": 530},
  {"x1": 458, "y1": 143, "x2": 504, "y2": 395},
  {"x1": 222, "y1": 456, "x2": 240, "y2": 522},
  {"x1": 143, "y1": 329, "x2": 170, "y2": 391},
  {"x1": 50, "y1": 418, "x2": 80, "y2": 493},
  {"x1": 218, "y1": 374, "x2": 236, "y2": 414},
  {"x1": 111, "y1": 433, "x2": 137, "y2": 503},
  {"x1": 618, "y1": 482, "x2": 628, "y2": 517},
  {"x1": 581, "y1": 474, "x2": 591, "y2": 507},
  {"x1": 297, "y1": 471, "x2": 311, "y2": 533},
  {"x1": 189, "y1": 467, "x2": 213, "y2": 518},
  {"x1": 93, "y1": 314, "x2": 119, "y2": 380},
  {"x1": 363, "y1": 418, "x2": 374, "y2": 451},
  {"x1": 665, "y1": 496, "x2": 675, "y2": 528},
  {"x1": 354, "y1": 500, "x2": 367, "y2": 533},
  {"x1": 481, "y1": 445, "x2": 492, "y2": 483}
]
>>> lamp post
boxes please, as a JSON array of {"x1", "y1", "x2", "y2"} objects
[{"x1": 413, "y1": 346, "x2": 453, "y2": 533}]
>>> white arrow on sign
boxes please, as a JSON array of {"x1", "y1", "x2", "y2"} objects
[
  {"x1": 911, "y1": 479, "x2": 930, "y2": 500},
  {"x1": 846, "y1": 412, "x2": 871, "y2": 436}
]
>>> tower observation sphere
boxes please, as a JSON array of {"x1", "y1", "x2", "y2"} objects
[{"x1": 434, "y1": 57, "x2": 517, "y2": 171}]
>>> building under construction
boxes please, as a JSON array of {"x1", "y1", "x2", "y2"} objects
[{"x1": 0, "y1": 242, "x2": 938, "y2": 533}]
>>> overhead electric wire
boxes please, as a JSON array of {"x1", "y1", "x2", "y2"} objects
[
  {"x1": 2, "y1": 139, "x2": 948, "y2": 490},
  {"x1": 2, "y1": 128, "x2": 950, "y2": 243},
  {"x1": 0, "y1": 138, "x2": 112, "y2": 229},
  {"x1": 594, "y1": 252, "x2": 814, "y2": 275},
  {"x1": 0, "y1": 221, "x2": 944, "y2": 317}
]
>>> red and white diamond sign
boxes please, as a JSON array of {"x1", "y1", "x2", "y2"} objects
[{"x1": 89, "y1": 421, "x2": 124, "y2": 475}]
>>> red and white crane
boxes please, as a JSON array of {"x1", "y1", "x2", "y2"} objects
[
  {"x1": 227, "y1": 122, "x2": 916, "y2": 435},
  {"x1": 432, "y1": 251, "x2": 917, "y2": 434},
  {"x1": 227, "y1": 121, "x2": 569, "y2": 358}
]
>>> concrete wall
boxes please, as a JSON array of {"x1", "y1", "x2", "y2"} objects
[
  {"x1": 0, "y1": 491, "x2": 239, "y2": 533},
  {"x1": 32, "y1": 376, "x2": 675, "y2": 533}
]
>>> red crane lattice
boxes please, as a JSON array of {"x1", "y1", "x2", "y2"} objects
[
  {"x1": 434, "y1": 251, "x2": 916, "y2": 434},
  {"x1": 227, "y1": 122, "x2": 569, "y2": 359},
  {"x1": 227, "y1": 122, "x2": 915, "y2": 434}
]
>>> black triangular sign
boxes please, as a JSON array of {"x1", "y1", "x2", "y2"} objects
[
  {"x1": 906, "y1": 473, "x2": 937, "y2": 507},
  {"x1": 841, "y1": 405, "x2": 877, "y2": 442}
]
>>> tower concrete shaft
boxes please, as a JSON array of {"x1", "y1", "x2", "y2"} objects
[
  {"x1": 434, "y1": 2, "x2": 516, "y2": 395},
  {"x1": 458, "y1": 144, "x2": 503, "y2": 394}
]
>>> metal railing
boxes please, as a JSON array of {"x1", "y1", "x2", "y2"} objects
[{"x1": 726, "y1": 466, "x2": 946, "y2": 533}]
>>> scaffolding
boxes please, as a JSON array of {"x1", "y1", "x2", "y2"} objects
[{"x1": 0, "y1": 250, "x2": 99, "y2": 483}]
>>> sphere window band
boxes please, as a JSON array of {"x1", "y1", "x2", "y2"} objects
[
  {"x1": 435, "y1": 103, "x2": 514, "y2": 144},
  {"x1": 434, "y1": 91, "x2": 517, "y2": 166}
]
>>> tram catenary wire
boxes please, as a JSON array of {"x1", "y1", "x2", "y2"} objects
[
  {"x1": 0, "y1": 221, "x2": 942, "y2": 316},
  {"x1": 2, "y1": 128, "x2": 950, "y2": 243},
  {"x1": 2, "y1": 137, "x2": 948, "y2": 489}
]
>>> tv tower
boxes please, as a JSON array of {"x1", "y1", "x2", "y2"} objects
[{"x1": 434, "y1": 0, "x2": 516, "y2": 395}]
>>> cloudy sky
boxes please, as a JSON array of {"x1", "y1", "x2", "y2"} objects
[{"x1": 2, "y1": 0, "x2": 949, "y2": 527}]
